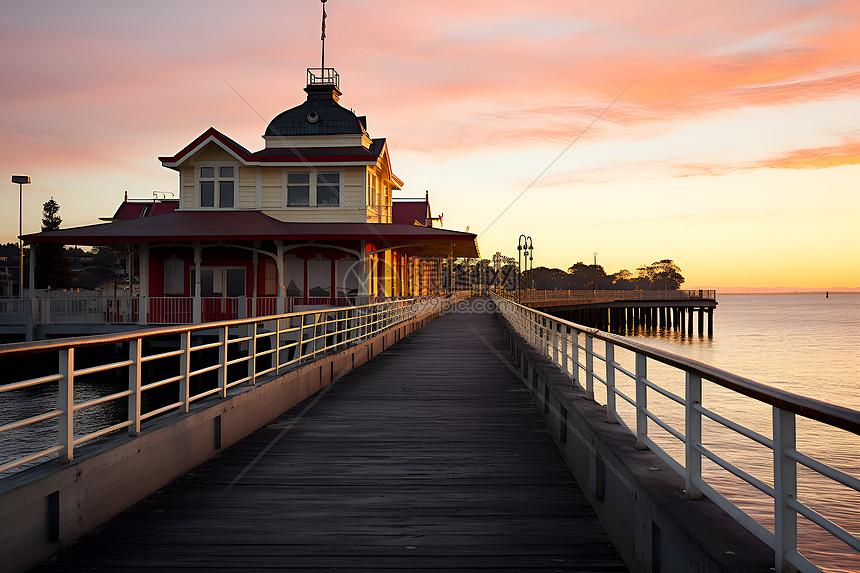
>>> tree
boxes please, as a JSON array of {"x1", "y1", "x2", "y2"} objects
[
  {"x1": 527, "y1": 266, "x2": 574, "y2": 290},
  {"x1": 566, "y1": 262, "x2": 591, "y2": 289},
  {"x1": 636, "y1": 259, "x2": 685, "y2": 290},
  {"x1": 567, "y1": 262, "x2": 605, "y2": 290},
  {"x1": 34, "y1": 198, "x2": 73, "y2": 289},
  {"x1": 610, "y1": 269, "x2": 635, "y2": 290}
]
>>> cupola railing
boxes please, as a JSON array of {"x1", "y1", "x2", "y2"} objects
[{"x1": 307, "y1": 67, "x2": 339, "y2": 88}]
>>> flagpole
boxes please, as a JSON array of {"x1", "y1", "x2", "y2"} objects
[{"x1": 321, "y1": 0, "x2": 327, "y2": 72}]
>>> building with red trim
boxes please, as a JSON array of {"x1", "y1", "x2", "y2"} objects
[{"x1": 22, "y1": 68, "x2": 479, "y2": 325}]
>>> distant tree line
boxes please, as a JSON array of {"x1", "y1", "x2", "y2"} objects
[{"x1": 523, "y1": 259, "x2": 685, "y2": 291}]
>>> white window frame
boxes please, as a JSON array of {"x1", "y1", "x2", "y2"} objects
[
  {"x1": 315, "y1": 171, "x2": 341, "y2": 207},
  {"x1": 286, "y1": 171, "x2": 311, "y2": 207},
  {"x1": 191, "y1": 265, "x2": 246, "y2": 297},
  {"x1": 284, "y1": 168, "x2": 344, "y2": 208},
  {"x1": 196, "y1": 162, "x2": 239, "y2": 209}
]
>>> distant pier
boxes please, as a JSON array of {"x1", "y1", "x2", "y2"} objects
[{"x1": 516, "y1": 289, "x2": 717, "y2": 335}]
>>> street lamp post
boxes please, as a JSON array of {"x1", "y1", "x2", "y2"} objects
[
  {"x1": 593, "y1": 252, "x2": 598, "y2": 296},
  {"x1": 11, "y1": 175, "x2": 30, "y2": 298},
  {"x1": 526, "y1": 237, "x2": 534, "y2": 291},
  {"x1": 517, "y1": 235, "x2": 526, "y2": 302},
  {"x1": 517, "y1": 235, "x2": 533, "y2": 303}
]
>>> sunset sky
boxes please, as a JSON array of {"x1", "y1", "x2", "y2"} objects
[{"x1": 1, "y1": 0, "x2": 858, "y2": 290}]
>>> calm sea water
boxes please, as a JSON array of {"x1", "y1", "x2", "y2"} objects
[{"x1": 621, "y1": 293, "x2": 860, "y2": 572}]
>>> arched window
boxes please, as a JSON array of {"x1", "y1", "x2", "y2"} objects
[
  {"x1": 284, "y1": 256, "x2": 303, "y2": 297},
  {"x1": 336, "y1": 258, "x2": 359, "y2": 297},
  {"x1": 307, "y1": 257, "x2": 331, "y2": 298}
]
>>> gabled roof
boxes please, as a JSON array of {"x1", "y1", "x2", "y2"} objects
[
  {"x1": 159, "y1": 127, "x2": 386, "y2": 169},
  {"x1": 23, "y1": 211, "x2": 479, "y2": 257},
  {"x1": 158, "y1": 127, "x2": 252, "y2": 166}
]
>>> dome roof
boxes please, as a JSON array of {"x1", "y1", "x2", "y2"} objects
[{"x1": 265, "y1": 85, "x2": 366, "y2": 137}]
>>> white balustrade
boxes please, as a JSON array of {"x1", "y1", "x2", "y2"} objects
[
  {"x1": 493, "y1": 294, "x2": 860, "y2": 573},
  {"x1": 0, "y1": 293, "x2": 466, "y2": 477}
]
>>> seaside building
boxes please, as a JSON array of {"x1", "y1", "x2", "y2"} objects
[
  {"x1": 18, "y1": 67, "x2": 479, "y2": 326},
  {"x1": 0, "y1": 245, "x2": 20, "y2": 297}
]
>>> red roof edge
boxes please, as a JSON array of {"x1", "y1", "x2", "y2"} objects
[{"x1": 158, "y1": 127, "x2": 252, "y2": 165}]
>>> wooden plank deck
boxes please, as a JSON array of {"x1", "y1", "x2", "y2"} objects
[{"x1": 32, "y1": 299, "x2": 627, "y2": 572}]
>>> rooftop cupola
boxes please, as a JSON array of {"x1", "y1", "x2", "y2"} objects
[{"x1": 264, "y1": 67, "x2": 370, "y2": 144}]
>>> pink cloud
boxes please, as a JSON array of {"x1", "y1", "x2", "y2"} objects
[{"x1": 1, "y1": 0, "x2": 859, "y2": 193}]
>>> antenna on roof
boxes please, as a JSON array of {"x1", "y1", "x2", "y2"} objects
[{"x1": 320, "y1": 0, "x2": 327, "y2": 70}]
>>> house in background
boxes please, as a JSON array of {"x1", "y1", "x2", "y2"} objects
[
  {"x1": 20, "y1": 68, "x2": 478, "y2": 327},
  {"x1": 0, "y1": 246, "x2": 20, "y2": 297}
]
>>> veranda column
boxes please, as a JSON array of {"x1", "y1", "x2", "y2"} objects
[
  {"x1": 357, "y1": 240, "x2": 370, "y2": 305},
  {"x1": 193, "y1": 241, "x2": 202, "y2": 323},
  {"x1": 139, "y1": 243, "x2": 150, "y2": 325},
  {"x1": 275, "y1": 240, "x2": 285, "y2": 314},
  {"x1": 252, "y1": 242, "x2": 259, "y2": 299},
  {"x1": 449, "y1": 243, "x2": 454, "y2": 295},
  {"x1": 26, "y1": 246, "x2": 35, "y2": 341}
]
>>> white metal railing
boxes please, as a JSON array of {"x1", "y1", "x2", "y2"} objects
[
  {"x1": 493, "y1": 294, "x2": 860, "y2": 573},
  {"x1": 0, "y1": 298, "x2": 29, "y2": 323},
  {"x1": 0, "y1": 295, "x2": 354, "y2": 326},
  {"x1": 0, "y1": 293, "x2": 467, "y2": 477}
]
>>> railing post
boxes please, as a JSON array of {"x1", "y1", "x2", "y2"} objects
[
  {"x1": 128, "y1": 338, "x2": 142, "y2": 436},
  {"x1": 561, "y1": 324, "x2": 569, "y2": 377},
  {"x1": 193, "y1": 295, "x2": 202, "y2": 324},
  {"x1": 249, "y1": 322, "x2": 257, "y2": 385},
  {"x1": 58, "y1": 348, "x2": 74, "y2": 463},
  {"x1": 571, "y1": 328, "x2": 581, "y2": 389},
  {"x1": 605, "y1": 342, "x2": 618, "y2": 423},
  {"x1": 219, "y1": 326, "x2": 228, "y2": 398},
  {"x1": 773, "y1": 407, "x2": 799, "y2": 573},
  {"x1": 137, "y1": 295, "x2": 146, "y2": 325},
  {"x1": 552, "y1": 321, "x2": 559, "y2": 365},
  {"x1": 635, "y1": 352, "x2": 648, "y2": 449},
  {"x1": 684, "y1": 372, "x2": 703, "y2": 499},
  {"x1": 298, "y1": 314, "x2": 306, "y2": 362},
  {"x1": 180, "y1": 331, "x2": 190, "y2": 413},
  {"x1": 585, "y1": 335, "x2": 594, "y2": 400}
]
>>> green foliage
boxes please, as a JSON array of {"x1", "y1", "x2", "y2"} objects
[{"x1": 34, "y1": 197, "x2": 73, "y2": 289}]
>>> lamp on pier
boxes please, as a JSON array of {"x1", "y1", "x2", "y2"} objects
[
  {"x1": 11, "y1": 175, "x2": 30, "y2": 298},
  {"x1": 526, "y1": 237, "x2": 534, "y2": 291},
  {"x1": 517, "y1": 235, "x2": 534, "y2": 302}
]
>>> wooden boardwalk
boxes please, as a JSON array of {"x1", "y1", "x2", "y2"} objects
[{"x1": 32, "y1": 300, "x2": 627, "y2": 572}]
